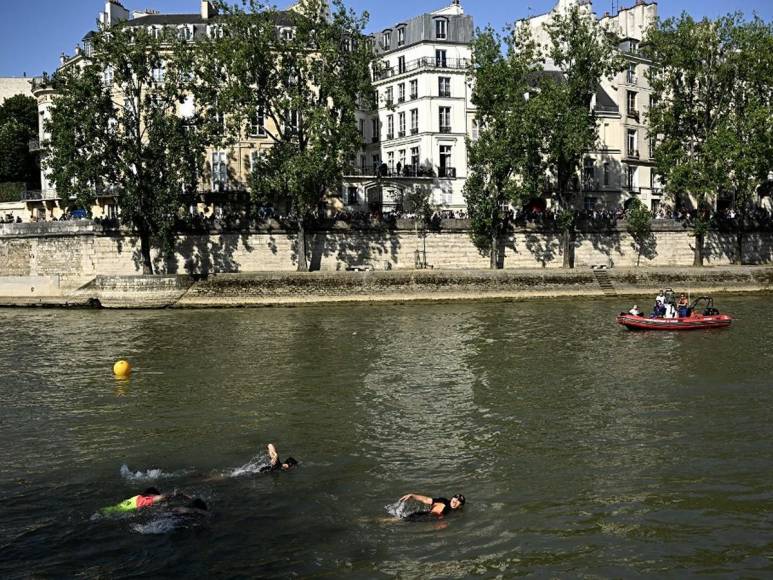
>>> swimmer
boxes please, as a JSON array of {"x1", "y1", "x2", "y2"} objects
[
  {"x1": 100, "y1": 487, "x2": 173, "y2": 516},
  {"x1": 259, "y1": 443, "x2": 298, "y2": 473},
  {"x1": 398, "y1": 492, "x2": 466, "y2": 520},
  {"x1": 170, "y1": 498, "x2": 210, "y2": 518}
]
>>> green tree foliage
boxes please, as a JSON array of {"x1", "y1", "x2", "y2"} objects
[
  {"x1": 45, "y1": 25, "x2": 211, "y2": 274},
  {"x1": 539, "y1": 5, "x2": 622, "y2": 267},
  {"x1": 201, "y1": 0, "x2": 374, "y2": 271},
  {"x1": 646, "y1": 14, "x2": 773, "y2": 266},
  {"x1": 464, "y1": 25, "x2": 542, "y2": 269},
  {"x1": 626, "y1": 198, "x2": 653, "y2": 266},
  {"x1": 0, "y1": 94, "x2": 39, "y2": 186}
]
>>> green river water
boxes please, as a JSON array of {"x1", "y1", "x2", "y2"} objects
[{"x1": 1, "y1": 296, "x2": 772, "y2": 578}]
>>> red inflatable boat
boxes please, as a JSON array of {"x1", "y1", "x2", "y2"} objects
[{"x1": 617, "y1": 296, "x2": 733, "y2": 331}]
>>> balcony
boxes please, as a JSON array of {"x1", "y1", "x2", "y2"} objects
[
  {"x1": 627, "y1": 109, "x2": 640, "y2": 122},
  {"x1": 397, "y1": 96, "x2": 405, "y2": 103},
  {"x1": 373, "y1": 57, "x2": 470, "y2": 81},
  {"x1": 386, "y1": 132, "x2": 394, "y2": 140},
  {"x1": 398, "y1": 130, "x2": 406, "y2": 138},
  {"x1": 439, "y1": 126, "x2": 452, "y2": 134},
  {"x1": 625, "y1": 74, "x2": 638, "y2": 85},
  {"x1": 439, "y1": 91, "x2": 451, "y2": 98},
  {"x1": 409, "y1": 93, "x2": 418, "y2": 100},
  {"x1": 439, "y1": 166, "x2": 456, "y2": 178},
  {"x1": 627, "y1": 148, "x2": 640, "y2": 160},
  {"x1": 21, "y1": 189, "x2": 60, "y2": 201},
  {"x1": 385, "y1": 99, "x2": 394, "y2": 107},
  {"x1": 371, "y1": 135, "x2": 380, "y2": 143},
  {"x1": 410, "y1": 127, "x2": 419, "y2": 135}
]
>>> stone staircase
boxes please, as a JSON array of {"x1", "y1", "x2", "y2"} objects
[{"x1": 592, "y1": 267, "x2": 617, "y2": 296}]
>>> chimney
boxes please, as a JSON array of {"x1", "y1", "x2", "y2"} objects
[{"x1": 201, "y1": 1, "x2": 217, "y2": 20}]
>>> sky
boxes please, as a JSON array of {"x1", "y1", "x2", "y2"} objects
[{"x1": 1, "y1": 0, "x2": 772, "y2": 77}]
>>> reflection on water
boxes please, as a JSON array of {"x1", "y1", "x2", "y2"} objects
[{"x1": 1, "y1": 297, "x2": 773, "y2": 577}]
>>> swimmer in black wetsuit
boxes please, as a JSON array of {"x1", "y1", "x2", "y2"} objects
[
  {"x1": 399, "y1": 492, "x2": 466, "y2": 520},
  {"x1": 259, "y1": 443, "x2": 298, "y2": 472}
]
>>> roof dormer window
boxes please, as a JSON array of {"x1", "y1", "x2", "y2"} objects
[
  {"x1": 178, "y1": 24, "x2": 194, "y2": 41},
  {"x1": 397, "y1": 27, "x2": 405, "y2": 47},
  {"x1": 148, "y1": 25, "x2": 163, "y2": 39},
  {"x1": 434, "y1": 18, "x2": 447, "y2": 40},
  {"x1": 382, "y1": 30, "x2": 391, "y2": 50},
  {"x1": 280, "y1": 27, "x2": 294, "y2": 41},
  {"x1": 206, "y1": 24, "x2": 223, "y2": 39}
]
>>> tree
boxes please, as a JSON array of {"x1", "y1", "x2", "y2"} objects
[
  {"x1": 45, "y1": 25, "x2": 212, "y2": 274},
  {"x1": 538, "y1": 5, "x2": 622, "y2": 268},
  {"x1": 645, "y1": 14, "x2": 772, "y2": 266},
  {"x1": 201, "y1": 0, "x2": 374, "y2": 271},
  {"x1": 626, "y1": 198, "x2": 653, "y2": 266},
  {"x1": 464, "y1": 25, "x2": 542, "y2": 269},
  {"x1": 0, "y1": 94, "x2": 39, "y2": 186}
]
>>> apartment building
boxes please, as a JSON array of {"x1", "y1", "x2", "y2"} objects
[
  {"x1": 524, "y1": 0, "x2": 660, "y2": 212},
  {"x1": 343, "y1": 0, "x2": 474, "y2": 214},
  {"x1": 29, "y1": 0, "x2": 287, "y2": 221}
]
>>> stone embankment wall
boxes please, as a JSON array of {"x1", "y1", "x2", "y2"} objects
[{"x1": 2, "y1": 221, "x2": 773, "y2": 280}]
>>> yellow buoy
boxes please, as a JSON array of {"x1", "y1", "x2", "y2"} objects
[{"x1": 113, "y1": 359, "x2": 132, "y2": 378}]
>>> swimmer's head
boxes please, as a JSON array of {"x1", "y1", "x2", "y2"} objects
[
  {"x1": 143, "y1": 487, "x2": 160, "y2": 496},
  {"x1": 190, "y1": 498, "x2": 208, "y2": 511},
  {"x1": 450, "y1": 494, "x2": 466, "y2": 510},
  {"x1": 282, "y1": 457, "x2": 299, "y2": 470}
]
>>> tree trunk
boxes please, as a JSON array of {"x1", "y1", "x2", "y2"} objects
[
  {"x1": 490, "y1": 230, "x2": 499, "y2": 269},
  {"x1": 562, "y1": 229, "x2": 574, "y2": 269},
  {"x1": 693, "y1": 232, "x2": 704, "y2": 267},
  {"x1": 296, "y1": 218, "x2": 309, "y2": 272},
  {"x1": 637, "y1": 244, "x2": 642, "y2": 268},
  {"x1": 139, "y1": 227, "x2": 153, "y2": 275}
]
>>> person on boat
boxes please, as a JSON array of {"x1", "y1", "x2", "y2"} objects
[
  {"x1": 399, "y1": 493, "x2": 466, "y2": 520},
  {"x1": 664, "y1": 302, "x2": 677, "y2": 319},
  {"x1": 629, "y1": 304, "x2": 642, "y2": 316},
  {"x1": 259, "y1": 443, "x2": 299, "y2": 473},
  {"x1": 100, "y1": 487, "x2": 174, "y2": 516},
  {"x1": 651, "y1": 300, "x2": 666, "y2": 318},
  {"x1": 677, "y1": 293, "x2": 690, "y2": 317}
]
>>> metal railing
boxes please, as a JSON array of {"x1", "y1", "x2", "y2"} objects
[
  {"x1": 374, "y1": 57, "x2": 469, "y2": 81},
  {"x1": 627, "y1": 148, "x2": 640, "y2": 160},
  {"x1": 28, "y1": 138, "x2": 41, "y2": 152},
  {"x1": 439, "y1": 126, "x2": 452, "y2": 134},
  {"x1": 21, "y1": 189, "x2": 60, "y2": 201},
  {"x1": 627, "y1": 109, "x2": 640, "y2": 121},
  {"x1": 439, "y1": 166, "x2": 456, "y2": 178}
]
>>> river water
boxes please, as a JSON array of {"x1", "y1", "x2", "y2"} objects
[{"x1": 1, "y1": 296, "x2": 772, "y2": 578}]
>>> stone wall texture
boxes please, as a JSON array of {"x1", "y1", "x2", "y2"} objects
[{"x1": 2, "y1": 222, "x2": 773, "y2": 280}]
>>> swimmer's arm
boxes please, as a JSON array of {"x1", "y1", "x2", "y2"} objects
[
  {"x1": 267, "y1": 443, "x2": 279, "y2": 466},
  {"x1": 400, "y1": 493, "x2": 432, "y2": 505}
]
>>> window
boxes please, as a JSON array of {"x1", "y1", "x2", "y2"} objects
[
  {"x1": 439, "y1": 145, "x2": 452, "y2": 177},
  {"x1": 212, "y1": 152, "x2": 227, "y2": 190},
  {"x1": 371, "y1": 118, "x2": 380, "y2": 141},
  {"x1": 148, "y1": 26, "x2": 162, "y2": 39},
  {"x1": 410, "y1": 146, "x2": 419, "y2": 169},
  {"x1": 347, "y1": 186, "x2": 358, "y2": 205},
  {"x1": 152, "y1": 62, "x2": 165, "y2": 84},
  {"x1": 250, "y1": 150, "x2": 264, "y2": 174},
  {"x1": 625, "y1": 165, "x2": 637, "y2": 190},
  {"x1": 398, "y1": 112, "x2": 406, "y2": 137},
  {"x1": 281, "y1": 28, "x2": 294, "y2": 41},
  {"x1": 249, "y1": 107, "x2": 266, "y2": 137},
  {"x1": 410, "y1": 109, "x2": 418, "y2": 134},
  {"x1": 627, "y1": 129, "x2": 638, "y2": 157},
  {"x1": 385, "y1": 87, "x2": 393, "y2": 105},
  {"x1": 178, "y1": 24, "x2": 194, "y2": 41},
  {"x1": 387, "y1": 151, "x2": 394, "y2": 170},
  {"x1": 435, "y1": 18, "x2": 447, "y2": 40},
  {"x1": 372, "y1": 154, "x2": 380, "y2": 172},
  {"x1": 286, "y1": 109, "x2": 298, "y2": 133},
  {"x1": 583, "y1": 158, "x2": 594, "y2": 189},
  {"x1": 627, "y1": 91, "x2": 637, "y2": 118},
  {"x1": 398, "y1": 149, "x2": 406, "y2": 173},
  {"x1": 358, "y1": 118, "x2": 365, "y2": 136},
  {"x1": 626, "y1": 63, "x2": 636, "y2": 84},
  {"x1": 397, "y1": 27, "x2": 405, "y2": 46},
  {"x1": 409, "y1": 80, "x2": 418, "y2": 99},
  {"x1": 102, "y1": 65, "x2": 114, "y2": 87},
  {"x1": 439, "y1": 106, "x2": 451, "y2": 133},
  {"x1": 206, "y1": 24, "x2": 223, "y2": 39},
  {"x1": 398, "y1": 83, "x2": 405, "y2": 102},
  {"x1": 383, "y1": 31, "x2": 391, "y2": 49},
  {"x1": 398, "y1": 56, "x2": 406, "y2": 74},
  {"x1": 471, "y1": 118, "x2": 480, "y2": 141},
  {"x1": 435, "y1": 49, "x2": 447, "y2": 68},
  {"x1": 603, "y1": 162, "x2": 610, "y2": 186},
  {"x1": 387, "y1": 115, "x2": 394, "y2": 139},
  {"x1": 438, "y1": 77, "x2": 451, "y2": 97}
]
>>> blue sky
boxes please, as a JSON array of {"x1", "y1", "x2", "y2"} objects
[{"x1": 1, "y1": 0, "x2": 771, "y2": 77}]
